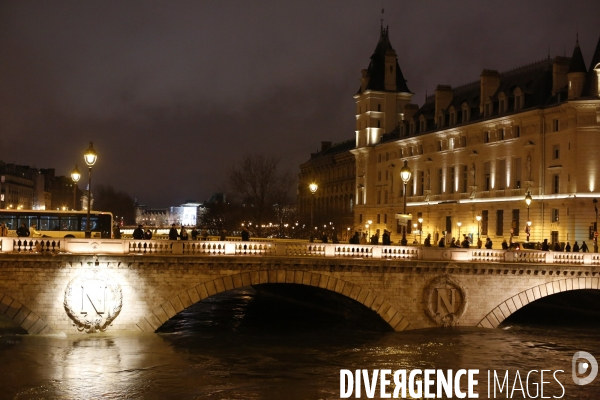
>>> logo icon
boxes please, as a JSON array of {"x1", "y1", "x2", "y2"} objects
[{"x1": 572, "y1": 351, "x2": 598, "y2": 385}]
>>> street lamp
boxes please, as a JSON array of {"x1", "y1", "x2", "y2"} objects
[
  {"x1": 309, "y1": 182, "x2": 318, "y2": 238},
  {"x1": 70, "y1": 165, "x2": 81, "y2": 211},
  {"x1": 457, "y1": 221, "x2": 462, "y2": 239},
  {"x1": 418, "y1": 217, "x2": 423, "y2": 244},
  {"x1": 413, "y1": 223, "x2": 418, "y2": 243},
  {"x1": 525, "y1": 193, "x2": 532, "y2": 242},
  {"x1": 594, "y1": 199, "x2": 598, "y2": 253},
  {"x1": 400, "y1": 160, "x2": 412, "y2": 245},
  {"x1": 83, "y1": 142, "x2": 97, "y2": 238},
  {"x1": 476, "y1": 214, "x2": 482, "y2": 247}
]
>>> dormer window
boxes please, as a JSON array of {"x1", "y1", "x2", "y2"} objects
[
  {"x1": 419, "y1": 116, "x2": 426, "y2": 133},
  {"x1": 498, "y1": 93, "x2": 506, "y2": 114},
  {"x1": 514, "y1": 88, "x2": 523, "y2": 110},
  {"x1": 461, "y1": 103, "x2": 469, "y2": 123},
  {"x1": 449, "y1": 107, "x2": 456, "y2": 126},
  {"x1": 484, "y1": 98, "x2": 492, "y2": 117},
  {"x1": 438, "y1": 114, "x2": 443, "y2": 128}
]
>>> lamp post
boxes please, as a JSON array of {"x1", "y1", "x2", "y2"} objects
[
  {"x1": 525, "y1": 193, "x2": 532, "y2": 242},
  {"x1": 367, "y1": 220, "x2": 372, "y2": 238},
  {"x1": 594, "y1": 199, "x2": 598, "y2": 253},
  {"x1": 70, "y1": 165, "x2": 81, "y2": 211},
  {"x1": 418, "y1": 217, "x2": 423, "y2": 244},
  {"x1": 400, "y1": 160, "x2": 412, "y2": 245},
  {"x1": 476, "y1": 214, "x2": 482, "y2": 248},
  {"x1": 309, "y1": 182, "x2": 318, "y2": 236},
  {"x1": 413, "y1": 223, "x2": 418, "y2": 243},
  {"x1": 83, "y1": 142, "x2": 97, "y2": 238},
  {"x1": 457, "y1": 221, "x2": 462, "y2": 239}
]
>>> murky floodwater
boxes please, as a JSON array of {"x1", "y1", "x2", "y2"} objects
[{"x1": 1, "y1": 288, "x2": 599, "y2": 399}]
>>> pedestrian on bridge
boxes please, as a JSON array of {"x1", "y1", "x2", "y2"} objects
[
  {"x1": 0, "y1": 222, "x2": 8, "y2": 237},
  {"x1": 191, "y1": 227, "x2": 199, "y2": 240},
  {"x1": 485, "y1": 238, "x2": 493, "y2": 249},
  {"x1": 241, "y1": 227, "x2": 250, "y2": 241},
  {"x1": 169, "y1": 224, "x2": 179, "y2": 240},
  {"x1": 133, "y1": 225, "x2": 144, "y2": 240},
  {"x1": 581, "y1": 241, "x2": 589, "y2": 252},
  {"x1": 424, "y1": 234, "x2": 431, "y2": 246},
  {"x1": 16, "y1": 223, "x2": 29, "y2": 237},
  {"x1": 573, "y1": 241, "x2": 580, "y2": 252},
  {"x1": 565, "y1": 242, "x2": 571, "y2": 252},
  {"x1": 180, "y1": 227, "x2": 189, "y2": 240},
  {"x1": 144, "y1": 229, "x2": 153, "y2": 240}
]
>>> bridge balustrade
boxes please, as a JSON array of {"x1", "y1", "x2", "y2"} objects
[{"x1": 2, "y1": 237, "x2": 600, "y2": 265}]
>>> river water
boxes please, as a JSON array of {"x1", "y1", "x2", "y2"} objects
[{"x1": 0, "y1": 287, "x2": 599, "y2": 399}]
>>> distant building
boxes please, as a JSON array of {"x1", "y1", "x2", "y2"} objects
[
  {"x1": 298, "y1": 141, "x2": 356, "y2": 231},
  {"x1": 136, "y1": 202, "x2": 203, "y2": 227},
  {"x1": 0, "y1": 162, "x2": 46, "y2": 210}
]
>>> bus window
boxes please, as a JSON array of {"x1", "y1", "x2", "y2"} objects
[
  {"x1": 0, "y1": 216, "x2": 16, "y2": 230},
  {"x1": 17, "y1": 216, "x2": 37, "y2": 229},
  {"x1": 60, "y1": 217, "x2": 79, "y2": 231},
  {"x1": 39, "y1": 216, "x2": 59, "y2": 231},
  {"x1": 81, "y1": 217, "x2": 100, "y2": 232}
]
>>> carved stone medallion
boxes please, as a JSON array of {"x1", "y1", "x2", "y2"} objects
[
  {"x1": 64, "y1": 269, "x2": 123, "y2": 333},
  {"x1": 423, "y1": 275, "x2": 467, "y2": 327}
]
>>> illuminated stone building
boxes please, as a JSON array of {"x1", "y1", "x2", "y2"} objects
[
  {"x1": 352, "y1": 27, "x2": 600, "y2": 246},
  {"x1": 298, "y1": 140, "x2": 356, "y2": 235}
]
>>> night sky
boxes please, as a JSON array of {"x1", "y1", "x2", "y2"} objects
[{"x1": 1, "y1": 1, "x2": 598, "y2": 207}]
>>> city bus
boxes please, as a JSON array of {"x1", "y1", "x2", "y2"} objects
[{"x1": 0, "y1": 210, "x2": 113, "y2": 238}]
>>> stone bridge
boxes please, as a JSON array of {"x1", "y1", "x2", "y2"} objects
[{"x1": 0, "y1": 238, "x2": 599, "y2": 335}]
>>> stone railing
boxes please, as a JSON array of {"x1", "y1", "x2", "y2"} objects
[{"x1": 1, "y1": 237, "x2": 600, "y2": 264}]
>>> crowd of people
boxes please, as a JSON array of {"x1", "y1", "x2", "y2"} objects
[{"x1": 96, "y1": 223, "x2": 599, "y2": 252}]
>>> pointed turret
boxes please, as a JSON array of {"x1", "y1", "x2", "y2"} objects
[
  {"x1": 581, "y1": 34, "x2": 600, "y2": 98},
  {"x1": 567, "y1": 35, "x2": 587, "y2": 99},
  {"x1": 357, "y1": 26, "x2": 411, "y2": 94},
  {"x1": 568, "y1": 36, "x2": 587, "y2": 73},
  {"x1": 354, "y1": 26, "x2": 413, "y2": 149}
]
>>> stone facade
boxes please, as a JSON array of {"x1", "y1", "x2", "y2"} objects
[
  {"x1": 0, "y1": 254, "x2": 598, "y2": 334},
  {"x1": 352, "y1": 28, "x2": 600, "y2": 248},
  {"x1": 298, "y1": 140, "x2": 356, "y2": 236}
]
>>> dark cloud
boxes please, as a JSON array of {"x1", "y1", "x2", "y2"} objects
[{"x1": 1, "y1": 0, "x2": 598, "y2": 206}]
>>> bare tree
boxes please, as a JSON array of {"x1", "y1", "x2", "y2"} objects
[
  {"x1": 228, "y1": 154, "x2": 294, "y2": 238},
  {"x1": 93, "y1": 184, "x2": 136, "y2": 225}
]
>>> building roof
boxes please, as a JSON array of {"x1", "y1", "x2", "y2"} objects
[
  {"x1": 356, "y1": 26, "x2": 411, "y2": 95},
  {"x1": 410, "y1": 58, "x2": 557, "y2": 134},
  {"x1": 301, "y1": 139, "x2": 355, "y2": 167},
  {"x1": 581, "y1": 34, "x2": 600, "y2": 98},
  {"x1": 567, "y1": 36, "x2": 587, "y2": 74}
]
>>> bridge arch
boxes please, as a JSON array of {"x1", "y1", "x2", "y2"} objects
[
  {"x1": 0, "y1": 291, "x2": 53, "y2": 334},
  {"x1": 136, "y1": 270, "x2": 411, "y2": 333},
  {"x1": 478, "y1": 277, "x2": 599, "y2": 328}
]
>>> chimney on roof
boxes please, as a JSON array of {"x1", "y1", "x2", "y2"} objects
[
  {"x1": 552, "y1": 56, "x2": 570, "y2": 96},
  {"x1": 321, "y1": 141, "x2": 332, "y2": 152},
  {"x1": 435, "y1": 85, "x2": 453, "y2": 127},
  {"x1": 479, "y1": 69, "x2": 500, "y2": 113}
]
